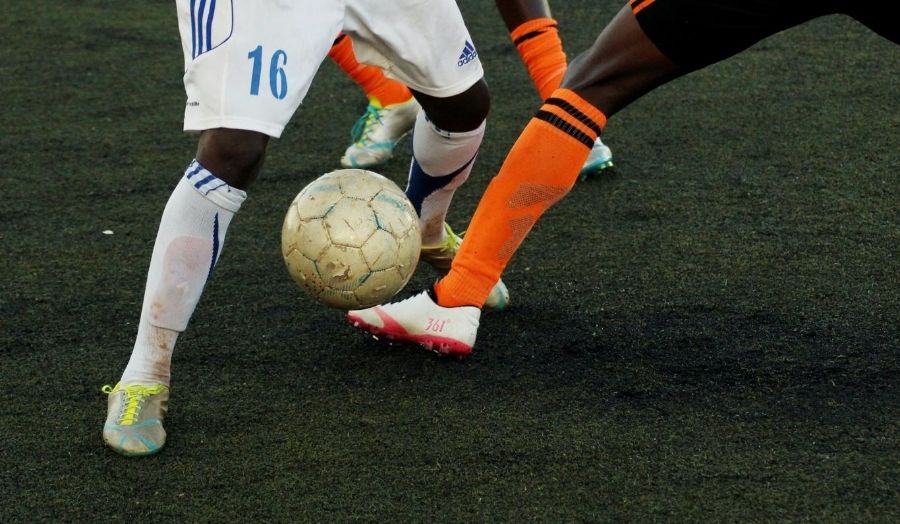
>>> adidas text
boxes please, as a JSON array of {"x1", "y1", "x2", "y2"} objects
[{"x1": 457, "y1": 41, "x2": 478, "y2": 67}]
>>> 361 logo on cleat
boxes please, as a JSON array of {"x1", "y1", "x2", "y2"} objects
[{"x1": 425, "y1": 318, "x2": 449, "y2": 333}]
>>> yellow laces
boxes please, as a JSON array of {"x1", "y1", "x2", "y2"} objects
[
  {"x1": 101, "y1": 383, "x2": 167, "y2": 425},
  {"x1": 439, "y1": 223, "x2": 463, "y2": 250}
]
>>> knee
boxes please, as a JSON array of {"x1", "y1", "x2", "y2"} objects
[
  {"x1": 561, "y1": 51, "x2": 621, "y2": 110},
  {"x1": 414, "y1": 79, "x2": 490, "y2": 132},
  {"x1": 196, "y1": 129, "x2": 270, "y2": 189},
  {"x1": 559, "y1": 6, "x2": 681, "y2": 118}
]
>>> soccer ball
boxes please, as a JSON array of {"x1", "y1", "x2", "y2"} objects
[{"x1": 281, "y1": 169, "x2": 421, "y2": 309}]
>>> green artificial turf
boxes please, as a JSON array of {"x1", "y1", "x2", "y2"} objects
[{"x1": 1, "y1": 1, "x2": 897, "y2": 521}]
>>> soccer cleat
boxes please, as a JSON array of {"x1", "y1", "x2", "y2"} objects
[
  {"x1": 419, "y1": 222, "x2": 464, "y2": 270},
  {"x1": 340, "y1": 97, "x2": 420, "y2": 168},
  {"x1": 347, "y1": 289, "x2": 480, "y2": 356},
  {"x1": 420, "y1": 222, "x2": 509, "y2": 310},
  {"x1": 102, "y1": 382, "x2": 169, "y2": 457},
  {"x1": 579, "y1": 137, "x2": 614, "y2": 178}
]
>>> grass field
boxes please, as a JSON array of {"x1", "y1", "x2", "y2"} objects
[{"x1": 2, "y1": 1, "x2": 898, "y2": 521}]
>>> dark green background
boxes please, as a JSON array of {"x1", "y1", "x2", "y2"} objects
[{"x1": 2, "y1": 1, "x2": 897, "y2": 521}]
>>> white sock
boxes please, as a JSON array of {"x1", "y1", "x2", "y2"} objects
[
  {"x1": 405, "y1": 112, "x2": 485, "y2": 244},
  {"x1": 121, "y1": 160, "x2": 246, "y2": 386}
]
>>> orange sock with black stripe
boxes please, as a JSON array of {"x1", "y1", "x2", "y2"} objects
[
  {"x1": 510, "y1": 18, "x2": 568, "y2": 101},
  {"x1": 328, "y1": 34, "x2": 412, "y2": 106},
  {"x1": 434, "y1": 89, "x2": 607, "y2": 308}
]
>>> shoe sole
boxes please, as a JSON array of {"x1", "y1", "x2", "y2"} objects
[
  {"x1": 103, "y1": 425, "x2": 165, "y2": 457},
  {"x1": 347, "y1": 312, "x2": 472, "y2": 357},
  {"x1": 579, "y1": 159, "x2": 614, "y2": 179},
  {"x1": 419, "y1": 254, "x2": 453, "y2": 270}
]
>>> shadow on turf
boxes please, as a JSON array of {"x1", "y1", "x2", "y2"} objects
[{"x1": 334, "y1": 298, "x2": 896, "y2": 425}]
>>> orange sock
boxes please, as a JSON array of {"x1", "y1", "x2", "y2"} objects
[
  {"x1": 328, "y1": 34, "x2": 412, "y2": 106},
  {"x1": 510, "y1": 18, "x2": 568, "y2": 101},
  {"x1": 435, "y1": 89, "x2": 607, "y2": 308}
]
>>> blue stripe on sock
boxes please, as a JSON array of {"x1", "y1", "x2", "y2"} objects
[
  {"x1": 208, "y1": 213, "x2": 220, "y2": 280},
  {"x1": 404, "y1": 153, "x2": 478, "y2": 215},
  {"x1": 204, "y1": 182, "x2": 227, "y2": 195},
  {"x1": 193, "y1": 174, "x2": 217, "y2": 189},
  {"x1": 186, "y1": 161, "x2": 204, "y2": 179}
]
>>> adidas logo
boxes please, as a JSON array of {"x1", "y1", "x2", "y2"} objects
[{"x1": 457, "y1": 41, "x2": 478, "y2": 67}]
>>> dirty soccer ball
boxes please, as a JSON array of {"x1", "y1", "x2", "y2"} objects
[{"x1": 281, "y1": 169, "x2": 421, "y2": 309}]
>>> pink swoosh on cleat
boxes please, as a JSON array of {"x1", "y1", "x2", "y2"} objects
[{"x1": 348, "y1": 307, "x2": 472, "y2": 356}]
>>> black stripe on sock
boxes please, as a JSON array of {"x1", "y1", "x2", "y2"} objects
[
  {"x1": 512, "y1": 24, "x2": 558, "y2": 46},
  {"x1": 544, "y1": 97, "x2": 603, "y2": 136},
  {"x1": 534, "y1": 110, "x2": 595, "y2": 149}
]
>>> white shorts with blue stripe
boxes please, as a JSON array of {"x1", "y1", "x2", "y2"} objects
[{"x1": 176, "y1": 0, "x2": 485, "y2": 138}]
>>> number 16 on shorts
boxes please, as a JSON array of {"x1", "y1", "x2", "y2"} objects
[{"x1": 248, "y1": 46, "x2": 288, "y2": 100}]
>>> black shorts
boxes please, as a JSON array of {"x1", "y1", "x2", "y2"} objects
[{"x1": 630, "y1": 0, "x2": 898, "y2": 70}]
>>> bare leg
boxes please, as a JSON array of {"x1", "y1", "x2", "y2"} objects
[
  {"x1": 196, "y1": 129, "x2": 269, "y2": 190},
  {"x1": 563, "y1": 5, "x2": 682, "y2": 118},
  {"x1": 410, "y1": 79, "x2": 490, "y2": 133},
  {"x1": 495, "y1": 0, "x2": 552, "y2": 31}
]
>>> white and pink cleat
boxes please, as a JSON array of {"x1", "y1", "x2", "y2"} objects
[{"x1": 347, "y1": 289, "x2": 481, "y2": 357}]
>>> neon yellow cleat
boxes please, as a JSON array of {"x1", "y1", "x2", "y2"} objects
[
  {"x1": 102, "y1": 382, "x2": 169, "y2": 457},
  {"x1": 420, "y1": 222, "x2": 509, "y2": 311}
]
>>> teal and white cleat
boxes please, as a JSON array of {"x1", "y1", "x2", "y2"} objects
[
  {"x1": 348, "y1": 289, "x2": 481, "y2": 357},
  {"x1": 102, "y1": 382, "x2": 169, "y2": 457},
  {"x1": 419, "y1": 222, "x2": 509, "y2": 311},
  {"x1": 579, "y1": 137, "x2": 614, "y2": 178},
  {"x1": 340, "y1": 97, "x2": 420, "y2": 168}
]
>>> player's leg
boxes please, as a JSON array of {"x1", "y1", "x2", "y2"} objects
[
  {"x1": 346, "y1": 89, "x2": 611, "y2": 355},
  {"x1": 104, "y1": 0, "x2": 342, "y2": 456},
  {"x1": 346, "y1": 0, "x2": 490, "y2": 245},
  {"x1": 346, "y1": 79, "x2": 501, "y2": 352},
  {"x1": 329, "y1": 34, "x2": 413, "y2": 109},
  {"x1": 350, "y1": 0, "x2": 841, "y2": 354},
  {"x1": 405, "y1": 80, "x2": 508, "y2": 309},
  {"x1": 496, "y1": 0, "x2": 614, "y2": 175},
  {"x1": 449, "y1": 0, "x2": 839, "y2": 306},
  {"x1": 328, "y1": 34, "x2": 420, "y2": 168},
  {"x1": 431, "y1": 7, "x2": 679, "y2": 307},
  {"x1": 405, "y1": 80, "x2": 490, "y2": 245},
  {"x1": 497, "y1": 0, "x2": 566, "y2": 101},
  {"x1": 343, "y1": 0, "x2": 509, "y2": 311},
  {"x1": 348, "y1": 5, "x2": 667, "y2": 354},
  {"x1": 425, "y1": 0, "x2": 789, "y2": 315}
]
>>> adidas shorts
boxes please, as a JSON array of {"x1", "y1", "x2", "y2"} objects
[
  {"x1": 177, "y1": 0, "x2": 484, "y2": 137},
  {"x1": 630, "y1": 0, "x2": 897, "y2": 70}
]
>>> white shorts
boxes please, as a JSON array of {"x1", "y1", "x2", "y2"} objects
[{"x1": 176, "y1": 0, "x2": 485, "y2": 137}]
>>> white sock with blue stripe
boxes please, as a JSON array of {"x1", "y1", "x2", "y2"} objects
[
  {"x1": 121, "y1": 160, "x2": 246, "y2": 386},
  {"x1": 406, "y1": 112, "x2": 485, "y2": 244}
]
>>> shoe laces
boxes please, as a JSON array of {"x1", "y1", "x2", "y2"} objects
[
  {"x1": 422, "y1": 222, "x2": 463, "y2": 252},
  {"x1": 350, "y1": 102, "x2": 384, "y2": 145},
  {"x1": 102, "y1": 383, "x2": 166, "y2": 426}
]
